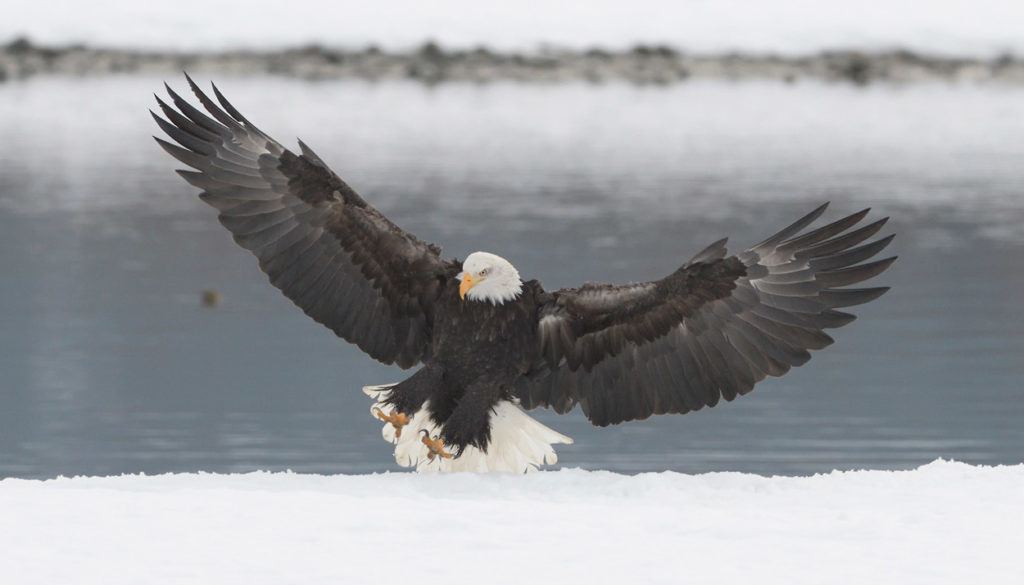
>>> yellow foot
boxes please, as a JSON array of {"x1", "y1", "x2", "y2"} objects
[
  {"x1": 373, "y1": 408, "x2": 411, "y2": 438},
  {"x1": 420, "y1": 430, "x2": 453, "y2": 461}
]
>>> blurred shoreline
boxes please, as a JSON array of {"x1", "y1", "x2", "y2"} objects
[{"x1": 2, "y1": 37, "x2": 1023, "y2": 85}]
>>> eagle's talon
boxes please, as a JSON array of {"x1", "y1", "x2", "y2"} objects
[
  {"x1": 374, "y1": 408, "x2": 410, "y2": 438},
  {"x1": 420, "y1": 430, "x2": 454, "y2": 460}
]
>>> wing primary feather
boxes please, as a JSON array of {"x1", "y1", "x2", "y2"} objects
[
  {"x1": 751, "y1": 279, "x2": 822, "y2": 297},
  {"x1": 802, "y1": 231, "x2": 892, "y2": 268},
  {"x1": 748, "y1": 303, "x2": 827, "y2": 329},
  {"x1": 808, "y1": 234, "x2": 895, "y2": 271},
  {"x1": 164, "y1": 82, "x2": 228, "y2": 137},
  {"x1": 151, "y1": 112, "x2": 215, "y2": 155},
  {"x1": 799, "y1": 219, "x2": 890, "y2": 260},
  {"x1": 154, "y1": 136, "x2": 209, "y2": 170},
  {"x1": 184, "y1": 73, "x2": 247, "y2": 131},
  {"x1": 218, "y1": 206, "x2": 299, "y2": 236},
  {"x1": 722, "y1": 322, "x2": 772, "y2": 375},
  {"x1": 736, "y1": 311, "x2": 834, "y2": 350},
  {"x1": 215, "y1": 198, "x2": 296, "y2": 219},
  {"x1": 732, "y1": 317, "x2": 811, "y2": 366},
  {"x1": 155, "y1": 95, "x2": 221, "y2": 143},
  {"x1": 749, "y1": 202, "x2": 830, "y2": 253},
  {"x1": 777, "y1": 208, "x2": 870, "y2": 254},
  {"x1": 751, "y1": 289, "x2": 827, "y2": 314},
  {"x1": 815, "y1": 256, "x2": 897, "y2": 288},
  {"x1": 819, "y1": 287, "x2": 891, "y2": 308},
  {"x1": 176, "y1": 170, "x2": 276, "y2": 201},
  {"x1": 818, "y1": 310, "x2": 857, "y2": 327},
  {"x1": 211, "y1": 82, "x2": 268, "y2": 136}
]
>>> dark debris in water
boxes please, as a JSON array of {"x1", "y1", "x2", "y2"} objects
[{"x1": 1, "y1": 37, "x2": 1022, "y2": 85}]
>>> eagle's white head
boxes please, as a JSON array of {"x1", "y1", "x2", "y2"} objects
[{"x1": 458, "y1": 251, "x2": 523, "y2": 305}]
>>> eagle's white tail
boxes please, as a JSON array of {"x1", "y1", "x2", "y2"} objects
[{"x1": 363, "y1": 384, "x2": 573, "y2": 473}]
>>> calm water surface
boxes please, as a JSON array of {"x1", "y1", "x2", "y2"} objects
[{"x1": 1, "y1": 76, "x2": 1022, "y2": 478}]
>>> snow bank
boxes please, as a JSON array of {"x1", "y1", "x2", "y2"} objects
[
  {"x1": 4, "y1": 0, "x2": 1024, "y2": 57},
  {"x1": 1, "y1": 460, "x2": 1019, "y2": 584}
]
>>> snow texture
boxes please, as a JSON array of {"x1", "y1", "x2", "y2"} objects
[
  {"x1": 1, "y1": 460, "x2": 1020, "y2": 584},
  {"x1": 4, "y1": 0, "x2": 1024, "y2": 57}
]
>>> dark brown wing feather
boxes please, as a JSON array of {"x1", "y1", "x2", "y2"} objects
[
  {"x1": 153, "y1": 76, "x2": 457, "y2": 368},
  {"x1": 517, "y1": 203, "x2": 895, "y2": 426}
]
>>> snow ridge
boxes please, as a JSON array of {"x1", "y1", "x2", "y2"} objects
[{"x1": 1, "y1": 461, "x2": 1021, "y2": 585}]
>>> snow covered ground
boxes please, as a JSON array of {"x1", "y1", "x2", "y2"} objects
[
  {"x1": 4, "y1": 0, "x2": 1024, "y2": 57},
  {"x1": 2, "y1": 460, "x2": 1020, "y2": 584}
]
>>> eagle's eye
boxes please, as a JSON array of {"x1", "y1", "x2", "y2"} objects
[{"x1": 479, "y1": 268, "x2": 490, "y2": 277}]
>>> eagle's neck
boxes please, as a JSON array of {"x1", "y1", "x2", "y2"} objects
[{"x1": 467, "y1": 278, "x2": 523, "y2": 306}]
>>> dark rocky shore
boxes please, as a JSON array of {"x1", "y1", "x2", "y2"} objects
[{"x1": 2, "y1": 37, "x2": 1022, "y2": 85}]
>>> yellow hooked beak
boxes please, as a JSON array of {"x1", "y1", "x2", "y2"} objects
[{"x1": 459, "y1": 273, "x2": 480, "y2": 300}]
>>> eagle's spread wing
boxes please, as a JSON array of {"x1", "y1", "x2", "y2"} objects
[
  {"x1": 153, "y1": 76, "x2": 456, "y2": 368},
  {"x1": 517, "y1": 204, "x2": 895, "y2": 426}
]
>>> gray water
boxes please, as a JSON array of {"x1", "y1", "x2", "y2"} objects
[{"x1": 1, "y1": 76, "x2": 1023, "y2": 478}]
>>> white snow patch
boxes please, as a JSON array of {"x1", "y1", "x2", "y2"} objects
[
  {"x1": 5, "y1": 1, "x2": 1024, "y2": 57},
  {"x1": 1, "y1": 460, "x2": 1020, "y2": 584}
]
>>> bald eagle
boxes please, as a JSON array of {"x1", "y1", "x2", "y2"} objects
[{"x1": 153, "y1": 76, "x2": 895, "y2": 473}]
